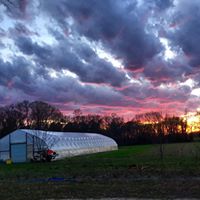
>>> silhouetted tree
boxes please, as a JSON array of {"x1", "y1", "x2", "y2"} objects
[
  {"x1": 0, "y1": 100, "x2": 195, "y2": 146},
  {"x1": 136, "y1": 112, "x2": 164, "y2": 159},
  {"x1": 30, "y1": 101, "x2": 63, "y2": 130},
  {"x1": 0, "y1": 105, "x2": 23, "y2": 137},
  {"x1": 15, "y1": 100, "x2": 31, "y2": 128}
]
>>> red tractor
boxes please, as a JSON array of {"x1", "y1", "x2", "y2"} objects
[{"x1": 32, "y1": 149, "x2": 58, "y2": 162}]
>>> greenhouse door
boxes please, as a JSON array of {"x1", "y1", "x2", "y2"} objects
[{"x1": 11, "y1": 144, "x2": 27, "y2": 163}]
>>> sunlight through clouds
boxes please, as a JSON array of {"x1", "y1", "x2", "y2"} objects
[
  {"x1": 0, "y1": 0, "x2": 200, "y2": 117},
  {"x1": 160, "y1": 37, "x2": 176, "y2": 60}
]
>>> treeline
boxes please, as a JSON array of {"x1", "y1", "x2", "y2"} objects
[{"x1": 0, "y1": 100, "x2": 196, "y2": 145}]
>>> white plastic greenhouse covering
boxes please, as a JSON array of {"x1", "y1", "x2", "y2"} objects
[{"x1": 0, "y1": 129, "x2": 118, "y2": 162}]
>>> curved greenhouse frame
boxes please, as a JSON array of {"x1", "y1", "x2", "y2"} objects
[{"x1": 0, "y1": 129, "x2": 118, "y2": 162}]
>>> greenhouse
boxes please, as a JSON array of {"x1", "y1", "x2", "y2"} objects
[{"x1": 0, "y1": 129, "x2": 118, "y2": 163}]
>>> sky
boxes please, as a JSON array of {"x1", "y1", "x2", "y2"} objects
[{"x1": 0, "y1": 0, "x2": 200, "y2": 119}]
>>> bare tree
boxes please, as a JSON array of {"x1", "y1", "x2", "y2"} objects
[
  {"x1": 30, "y1": 101, "x2": 63, "y2": 130},
  {"x1": 0, "y1": 105, "x2": 24, "y2": 137},
  {"x1": 136, "y1": 112, "x2": 164, "y2": 159}
]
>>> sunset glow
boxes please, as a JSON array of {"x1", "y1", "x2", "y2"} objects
[
  {"x1": 182, "y1": 112, "x2": 200, "y2": 133},
  {"x1": 0, "y1": 0, "x2": 200, "y2": 121}
]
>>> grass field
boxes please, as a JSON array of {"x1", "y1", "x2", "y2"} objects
[{"x1": 1, "y1": 142, "x2": 200, "y2": 199}]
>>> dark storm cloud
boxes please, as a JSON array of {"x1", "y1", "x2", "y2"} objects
[
  {"x1": 161, "y1": 0, "x2": 200, "y2": 88},
  {"x1": 15, "y1": 35, "x2": 127, "y2": 87},
  {"x1": 28, "y1": 75, "x2": 138, "y2": 108},
  {"x1": 0, "y1": 56, "x2": 36, "y2": 93},
  {"x1": 0, "y1": 42, "x2": 5, "y2": 48},
  {"x1": 143, "y1": 57, "x2": 192, "y2": 86},
  {"x1": 0, "y1": 55, "x2": 129, "y2": 108},
  {"x1": 9, "y1": 22, "x2": 38, "y2": 36},
  {"x1": 0, "y1": 57, "x2": 46, "y2": 105},
  {"x1": 1, "y1": 0, "x2": 200, "y2": 114},
  {"x1": 0, "y1": 85, "x2": 32, "y2": 105},
  {"x1": 0, "y1": 57, "x2": 133, "y2": 107},
  {"x1": 121, "y1": 83, "x2": 191, "y2": 103},
  {"x1": 173, "y1": 18, "x2": 200, "y2": 67},
  {"x1": 0, "y1": 0, "x2": 28, "y2": 18},
  {"x1": 153, "y1": 0, "x2": 174, "y2": 10},
  {"x1": 47, "y1": 28, "x2": 65, "y2": 41},
  {"x1": 40, "y1": 0, "x2": 162, "y2": 69},
  {"x1": 0, "y1": 27, "x2": 6, "y2": 37},
  {"x1": 15, "y1": 0, "x2": 174, "y2": 88},
  {"x1": 0, "y1": 57, "x2": 30, "y2": 84},
  {"x1": 74, "y1": 43, "x2": 128, "y2": 86},
  {"x1": 15, "y1": 36, "x2": 52, "y2": 59},
  {"x1": 169, "y1": 0, "x2": 200, "y2": 68}
]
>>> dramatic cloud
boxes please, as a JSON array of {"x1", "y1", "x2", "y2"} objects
[
  {"x1": 40, "y1": 0, "x2": 162, "y2": 69},
  {"x1": 0, "y1": 0, "x2": 200, "y2": 117},
  {"x1": 169, "y1": 1, "x2": 200, "y2": 69},
  {"x1": 15, "y1": 35, "x2": 127, "y2": 86}
]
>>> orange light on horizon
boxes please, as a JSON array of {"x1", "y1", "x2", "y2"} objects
[{"x1": 182, "y1": 112, "x2": 200, "y2": 133}]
